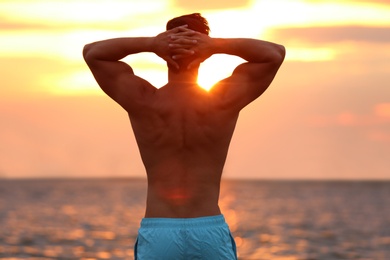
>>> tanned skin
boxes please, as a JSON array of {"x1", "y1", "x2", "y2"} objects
[{"x1": 83, "y1": 25, "x2": 285, "y2": 218}]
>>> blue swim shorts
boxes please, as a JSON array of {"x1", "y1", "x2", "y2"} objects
[{"x1": 134, "y1": 214, "x2": 237, "y2": 260}]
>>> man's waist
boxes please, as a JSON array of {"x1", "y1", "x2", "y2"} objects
[{"x1": 140, "y1": 214, "x2": 227, "y2": 229}]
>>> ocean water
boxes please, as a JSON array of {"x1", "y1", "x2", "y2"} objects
[{"x1": 0, "y1": 179, "x2": 389, "y2": 260}]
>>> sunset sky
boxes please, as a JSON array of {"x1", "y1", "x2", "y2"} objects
[{"x1": 1, "y1": 0, "x2": 389, "y2": 179}]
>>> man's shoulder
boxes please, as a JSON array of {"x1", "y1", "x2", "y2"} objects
[{"x1": 112, "y1": 75, "x2": 158, "y2": 112}]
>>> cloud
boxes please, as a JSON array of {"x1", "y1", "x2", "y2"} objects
[
  {"x1": 374, "y1": 103, "x2": 390, "y2": 119},
  {"x1": 0, "y1": 19, "x2": 121, "y2": 32},
  {"x1": 368, "y1": 130, "x2": 390, "y2": 142},
  {"x1": 307, "y1": 104, "x2": 390, "y2": 146},
  {"x1": 173, "y1": 0, "x2": 251, "y2": 10},
  {"x1": 0, "y1": 17, "x2": 53, "y2": 31},
  {"x1": 269, "y1": 26, "x2": 390, "y2": 44},
  {"x1": 0, "y1": 1, "x2": 166, "y2": 23},
  {"x1": 0, "y1": 15, "x2": 151, "y2": 32},
  {"x1": 312, "y1": 0, "x2": 390, "y2": 5},
  {"x1": 308, "y1": 110, "x2": 389, "y2": 128},
  {"x1": 0, "y1": 57, "x2": 81, "y2": 96}
]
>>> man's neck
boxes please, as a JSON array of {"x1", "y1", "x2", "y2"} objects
[{"x1": 168, "y1": 68, "x2": 199, "y2": 87}]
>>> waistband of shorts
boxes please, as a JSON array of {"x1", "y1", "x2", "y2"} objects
[{"x1": 140, "y1": 214, "x2": 227, "y2": 229}]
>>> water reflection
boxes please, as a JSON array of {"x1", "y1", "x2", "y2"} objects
[
  {"x1": 0, "y1": 179, "x2": 389, "y2": 259},
  {"x1": 219, "y1": 180, "x2": 390, "y2": 259}
]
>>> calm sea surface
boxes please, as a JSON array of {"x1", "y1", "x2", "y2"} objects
[{"x1": 0, "y1": 179, "x2": 389, "y2": 260}]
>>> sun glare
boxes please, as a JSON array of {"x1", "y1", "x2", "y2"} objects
[
  {"x1": 2, "y1": 0, "x2": 389, "y2": 98},
  {"x1": 198, "y1": 56, "x2": 244, "y2": 91},
  {"x1": 0, "y1": 1, "x2": 166, "y2": 23},
  {"x1": 39, "y1": 72, "x2": 101, "y2": 96},
  {"x1": 286, "y1": 48, "x2": 336, "y2": 62},
  {"x1": 205, "y1": 10, "x2": 267, "y2": 38},
  {"x1": 248, "y1": 0, "x2": 390, "y2": 28}
]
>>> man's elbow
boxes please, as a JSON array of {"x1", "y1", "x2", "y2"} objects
[
  {"x1": 273, "y1": 44, "x2": 286, "y2": 65},
  {"x1": 82, "y1": 43, "x2": 95, "y2": 61}
]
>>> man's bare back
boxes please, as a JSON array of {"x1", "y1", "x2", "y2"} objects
[
  {"x1": 129, "y1": 81, "x2": 240, "y2": 218},
  {"x1": 83, "y1": 24, "x2": 284, "y2": 218},
  {"x1": 84, "y1": 13, "x2": 284, "y2": 258}
]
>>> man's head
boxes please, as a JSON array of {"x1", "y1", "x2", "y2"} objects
[
  {"x1": 166, "y1": 13, "x2": 209, "y2": 72},
  {"x1": 167, "y1": 13, "x2": 210, "y2": 36}
]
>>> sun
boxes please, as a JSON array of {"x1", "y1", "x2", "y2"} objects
[
  {"x1": 196, "y1": 8, "x2": 272, "y2": 91},
  {"x1": 198, "y1": 55, "x2": 244, "y2": 91}
]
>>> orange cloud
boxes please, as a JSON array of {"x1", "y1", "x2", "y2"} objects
[
  {"x1": 0, "y1": 19, "x2": 54, "y2": 31},
  {"x1": 173, "y1": 0, "x2": 251, "y2": 10},
  {"x1": 374, "y1": 103, "x2": 390, "y2": 119},
  {"x1": 367, "y1": 130, "x2": 390, "y2": 142},
  {"x1": 270, "y1": 26, "x2": 390, "y2": 44},
  {"x1": 308, "y1": 104, "x2": 390, "y2": 127},
  {"x1": 337, "y1": 112, "x2": 357, "y2": 126}
]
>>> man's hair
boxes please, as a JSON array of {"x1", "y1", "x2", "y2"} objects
[{"x1": 166, "y1": 13, "x2": 210, "y2": 35}]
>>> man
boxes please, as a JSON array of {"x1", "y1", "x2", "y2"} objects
[{"x1": 83, "y1": 13, "x2": 284, "y2": 260}]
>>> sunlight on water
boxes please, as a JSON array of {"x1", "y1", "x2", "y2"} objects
[{"x1": 0, "y1": 179, "x2": 389, "y2": 259}]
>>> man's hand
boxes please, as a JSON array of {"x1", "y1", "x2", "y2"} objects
[
  {"x1": 153, "y1": 25, "x2": 198, "y2": 70},
  {"x1": 165, "y1": 28, "x2": 214, "y2": 70},
  {"x1": 185, "y1": 32, "x2": 214, "y2": 70}
]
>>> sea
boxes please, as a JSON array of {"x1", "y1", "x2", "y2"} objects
[{"x1": 0, "y1": 179, "x2": 389, "y2": 260}]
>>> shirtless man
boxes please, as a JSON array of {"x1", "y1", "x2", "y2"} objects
[{"x1": 83, "y1": 13, "x2": 285, "y2": 260}]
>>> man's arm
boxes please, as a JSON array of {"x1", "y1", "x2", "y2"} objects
[
  {"x1": 83, "y1": 25, "x2": 195, "y2": 110},
  {"x1": 186, "y1": 34, "x2": 285, "y2": 111}
]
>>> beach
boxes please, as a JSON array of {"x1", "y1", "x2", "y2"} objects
[{"x1": 0, "y1": 179, "x2": 389, "y2": 259}]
